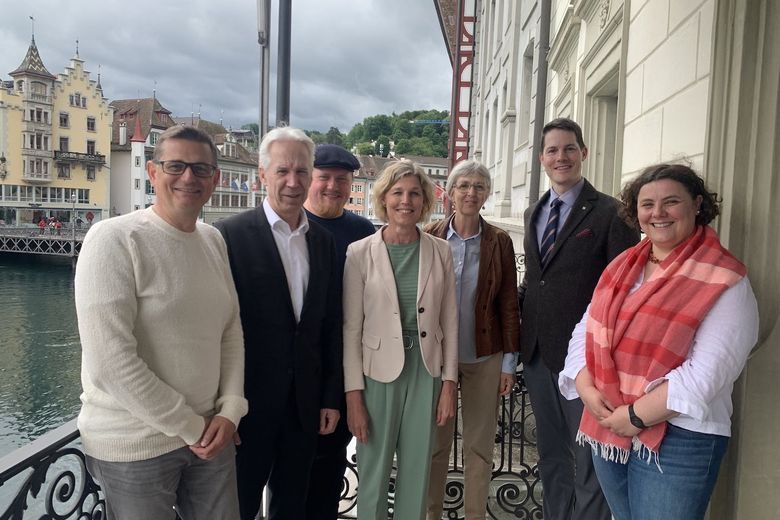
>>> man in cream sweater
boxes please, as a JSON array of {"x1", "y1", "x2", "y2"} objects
[{"x1": 75, "y1": 125, "x2": 247, "y2": 520}]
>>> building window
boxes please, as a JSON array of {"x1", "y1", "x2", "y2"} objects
[
  {"x1": 58, "y1": 164, "x2": 71, "y2": 179},
  {"x1": 19, "y1": 186, "x2": 33, "y2": 202},
  {"x1": 135, "y1": 156, "x2": 141, "y2": 167},
  {"x1": 87, "y1": 117, "x2": 96, "y2": 131},
  {"x1": 59, "y1": 113, "x2": 69, "y2": 128},
  {"x1": 87, "y1": 166, "x2": 96, "y2": 180},
  {"x1": 87, "y1": 140, "x2": 96, "y2": 155},
  {"x1": 149, "y1": 132, "x2": 159, "y2": 146},
  {"x1": 51, "y1": 187, "x2": 62, "y2": 202},
  {"x1": 60, "y1": 137, "x2": 69, "y2": 152},
  {"x1": 78, "y1": 189, "x2": 89, "y2": 204},
  {"x1": 353, "y1": 184, "x2": 363, "y2": 192},
  {"x1": 82, "y1": 97, "x2": 87, "y2": 108},
  {"x1": 134, "y1": 179, "x2": 141, "y2": 190},
  {"x1": 355, "y1": 197, "x2": 364, "y2": 205}
]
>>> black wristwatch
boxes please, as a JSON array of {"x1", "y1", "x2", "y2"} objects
[{"x1": 628, "y1": 404, "x2": 648, "y2": 429}]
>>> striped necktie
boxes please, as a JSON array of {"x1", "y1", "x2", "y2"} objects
[{"x1": 539, "y1": 199, "x2": 563, "y2": 267}]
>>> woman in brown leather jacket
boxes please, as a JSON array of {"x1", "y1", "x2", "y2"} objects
[{"x1": 424, "y1": 159, "x2": 521, "y2": 520}]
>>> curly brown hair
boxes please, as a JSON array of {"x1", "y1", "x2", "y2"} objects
[{"x1": 619, "y1": 163, "x2": 721, "y2": 229}]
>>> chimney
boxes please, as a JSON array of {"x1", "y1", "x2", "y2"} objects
[{"x1": 119, "y1": 122, "x2": 127, "y2": 145}]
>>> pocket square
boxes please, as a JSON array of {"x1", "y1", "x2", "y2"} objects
[{"x1": 575, "y1": 228, "x2": 594, "y2": 238}]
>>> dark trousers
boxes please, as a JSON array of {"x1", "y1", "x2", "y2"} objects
[
  {"x1": 304, "y1": 415, "x2": 352, "y2": 520},
  {"x1": 236, "y1": 393, "x2": 318, "y2": 520},
  {"x1": 523, "y1": 350, "x2": 611, "y2": 520}
]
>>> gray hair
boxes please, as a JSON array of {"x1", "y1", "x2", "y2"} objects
[
  {"x1": 258, "y1": 127, "x2": 315, "y2": 169},
  {"x1": 446, "y1": 159, "x2": 492, "y2": 197}
]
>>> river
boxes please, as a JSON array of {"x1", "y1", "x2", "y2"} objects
[{"x1": 0, "y1": 254, "x2": 81, "y2": 458}]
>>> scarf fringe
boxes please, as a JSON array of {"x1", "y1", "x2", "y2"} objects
[{"x1": 577, "y1": 431, "x2": 663, "y2": 473}]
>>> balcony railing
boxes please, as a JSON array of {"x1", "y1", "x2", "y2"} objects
[
  {"x1": 54, "y1": 151, "x2": 106, "y2": 167},
  {"x1": 25, "y1": 92, "x2": 53, "y2": 104},
  {"x1": 22, "y1": 171, "x2": 52, "y2": 183},
  {"x1": 0, "y1": 419, "x2": 105, "y2": 519},
  {"x1": 0, "y1": 374, "x2": 540, "y2": 519},
  {"x1": 0, "y1": 256, "x2": 533, "y2": 519},
  {"x1": 20, "y1": 148, "x2": 53, "y2": 159},
  {"x1": 24, "y1": 120, "x2": 52, "y2": 133}
]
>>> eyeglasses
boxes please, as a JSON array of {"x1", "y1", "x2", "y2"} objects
[
  {"x1": 154, "y1": 160, "x2": 217, "y2": 178},
  {"x1": 454, "y1": 182, "x2": 487, "y2": 193}
]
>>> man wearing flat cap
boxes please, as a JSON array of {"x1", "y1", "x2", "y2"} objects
[{"x1": 304, "y1": 144, "x2": 375, "y2": 520}]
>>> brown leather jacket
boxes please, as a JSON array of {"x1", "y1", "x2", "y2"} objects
[{"x1": 424, "y1": 216, "x2": 520, "y2": 359}]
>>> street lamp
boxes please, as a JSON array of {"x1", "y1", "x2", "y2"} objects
[{"x1": 71, "y1": 192, "x2": 77, "y2": 244}]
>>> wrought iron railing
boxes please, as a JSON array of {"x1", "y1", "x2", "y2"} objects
[
  {"x1": 0, "y1": 255, "x2": 538, "y2": 519},
  {"x1": 335, "y1": 369, "x2": 541, "y2": 519},
  {"x1": 0, "y1": 420, "x2": 105, "y2": 520},
  {"x1": 54, "y1": 151, "x2": 106, "y2": 166}
]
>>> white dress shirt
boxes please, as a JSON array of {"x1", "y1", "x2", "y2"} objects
[
  {"x1": 559, "y1": 274, "x2": 758, "y2": 437},
  {"x1": 263, "y1": 199, "x2": 309, "y2": 323}
]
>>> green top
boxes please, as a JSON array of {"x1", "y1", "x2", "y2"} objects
[{"x1": 386, "y1": 240, "x2": 420, "y2": 332}]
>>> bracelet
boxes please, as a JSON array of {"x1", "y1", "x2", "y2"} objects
[{"x1": 628, "y1": 404, "x2": 648, "y2": 429}]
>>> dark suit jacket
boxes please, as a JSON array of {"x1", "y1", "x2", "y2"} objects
[
  {"x1": 215, "y1": 207, "x2": 343, "y2": 434},
  {"x1": 519, "y1": 179, "x2": 639, "y2": 372}
]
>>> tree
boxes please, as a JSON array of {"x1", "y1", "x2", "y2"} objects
[
  {"x1": 241, "y1": 123, "x2": 259, "y2": 136},
  {"x1": 305, "y1": 130, "x2": 326, "y2": 144},
  {"x1": 346, "y1": 123, "x2": 366, "y2": 148},
  {"x1": 394, "y1": 137, "x2": 436, "y2": 157},
  {"x1": 374, "y1": 135, "x2": 391, "y2": 157},
  {"x1": 363, "y1": 115, "x2": 393, "y2": 141},
  {"x1": 356, "y1": 142, "x2": 375, "y2": 155},
  {"x1": 325, "y1": 127, "x2": 344, "y2": 146}
]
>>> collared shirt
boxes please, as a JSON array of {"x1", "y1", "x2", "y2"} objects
[
  {"x1": 447, "y1": 220, "x2": 518, "y2": 374},
  {"x1": 535, "y1": 177, "x2": 586, "y2": 250},
  {"x1": 263, "y1": 199, "x2": 309, "y2": 322}
]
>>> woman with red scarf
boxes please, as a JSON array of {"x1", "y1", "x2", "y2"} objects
[{"x1": 559, "y1": 163, "x2": 759, "y2": 520}]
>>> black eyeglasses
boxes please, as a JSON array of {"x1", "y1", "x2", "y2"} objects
[{"x1": 154, "y1": 160, "x2": 217, "y2": 178}]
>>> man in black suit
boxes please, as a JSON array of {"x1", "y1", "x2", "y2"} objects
[
  {"x1": 215, "y1": 127, "x2": 343, "y2": 520},
  {"x1": 519, "y1": 118, "x2": 639, "y2": 520}
]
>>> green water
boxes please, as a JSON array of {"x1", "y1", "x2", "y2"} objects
[{"x1": 0, "y1": 254, "x2": 81, "y2": 458}]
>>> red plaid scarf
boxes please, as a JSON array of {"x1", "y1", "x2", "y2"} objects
[{"x1": 578, "y1": 225, "x2": 746, "y2": 462}]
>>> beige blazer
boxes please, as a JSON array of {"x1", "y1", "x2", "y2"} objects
[{"x1": 343, "y1": 227, "x2": 458, "y2": 392}]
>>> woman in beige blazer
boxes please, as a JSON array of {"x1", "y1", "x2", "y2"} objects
[{"x1": 343, "y1": 160, "x2": 458, "y2": 520}]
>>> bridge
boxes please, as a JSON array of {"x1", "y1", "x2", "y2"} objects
[{"x1": 0, "y1": 227, "x2": 87, "y2": 258}]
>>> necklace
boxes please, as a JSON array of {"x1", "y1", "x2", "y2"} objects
[{"x1": 648, "y1": 250, "x2": 662, "y2": 264}]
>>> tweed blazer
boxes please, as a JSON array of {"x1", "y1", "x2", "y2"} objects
[
  {"x1": 519, "y1": 179, "x2": 639, "y2": 372},
  {"x1": 424, "y1": 216, "x2": 520, "y2": 359},
  {"x1": 343, "y1": 228, "x2": 459, "y2": 392}
]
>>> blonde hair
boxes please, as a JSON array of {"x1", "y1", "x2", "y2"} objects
[{"x1": 371, "y1": 160, "x2": 435, "y2": 223}]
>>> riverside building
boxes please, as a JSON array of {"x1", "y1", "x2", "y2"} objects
[{"x1": 0, "y1": 36, "x2": 112, "y2": 226}]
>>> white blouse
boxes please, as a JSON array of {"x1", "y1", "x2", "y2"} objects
[{"x1": 559, "y1": 274, "x2": 759, "y2": 437}]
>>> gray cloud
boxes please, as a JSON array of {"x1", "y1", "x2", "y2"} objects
[{"x1": 1, "y1": 0, "x2": 452, "y2": 132}]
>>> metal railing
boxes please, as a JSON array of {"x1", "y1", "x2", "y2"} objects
[
  {"x1": 54, "y1": 151, "x2": 106, "y2": 166},
  {"x1": 0, "y1": 255, "x2": 538, "y2": 519},
  {"x1": 0, "y1": 376, "x2": 540, "y2": 520},
  {"x1": 0, "y1": 229, "x2": 85, "y2": 257},
  {"x1": 0, "y1": 420, "x2": 105, "y2": 520}
]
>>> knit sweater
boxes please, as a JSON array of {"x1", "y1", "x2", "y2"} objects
[{"x1": 75, "y1": 208, "x2": 247, "y2": 462}]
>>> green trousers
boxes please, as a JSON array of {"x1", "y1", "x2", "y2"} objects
[{"x1": 357, "y1": 334, "x2": 442, "y2": 520}]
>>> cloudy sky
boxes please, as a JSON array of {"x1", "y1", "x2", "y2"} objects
[{"x1": 0, "y1": 0, "x2": 453, "y2": 132}]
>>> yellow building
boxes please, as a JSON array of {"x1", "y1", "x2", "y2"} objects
[{"x1": 0, "y1": 36, "x2": 112, "y2": 227}]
